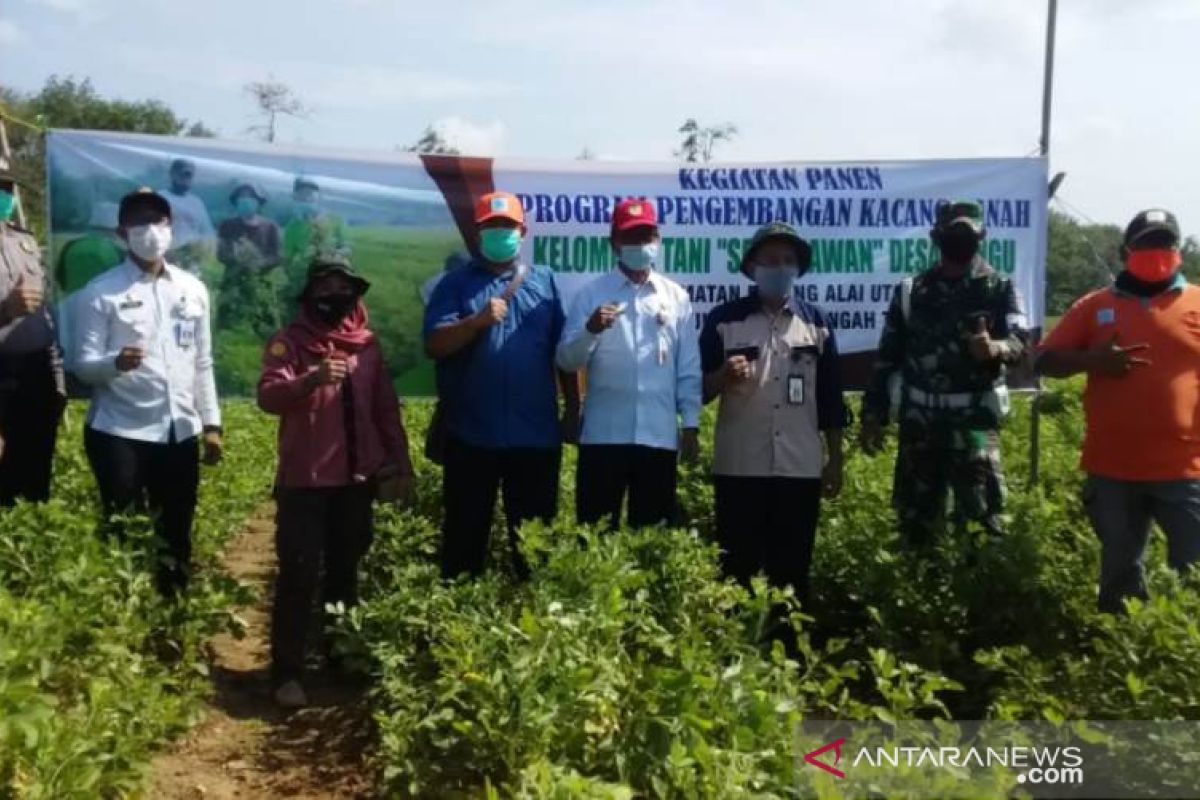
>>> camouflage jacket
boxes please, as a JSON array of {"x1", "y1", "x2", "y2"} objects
[{"x1": 861, "y1": 258, "x2": 1028, "y2": 424}]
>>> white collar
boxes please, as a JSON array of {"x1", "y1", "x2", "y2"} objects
[
  {"x1": 122, "y1": 258, "x2": 176, "y2": 283},
  {"x1": 614, "y1": 267, "x2": 661, "y2": 294}
]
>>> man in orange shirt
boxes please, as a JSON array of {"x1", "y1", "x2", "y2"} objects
[{"x1": 1038, "y1": 208, "x2": 1200, "y2": 613}]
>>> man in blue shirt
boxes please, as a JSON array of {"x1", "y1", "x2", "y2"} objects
[
  {"x1": 557, "y1": 198, "x2": 701, "y2": 528},
  {"x1": 424, "y1": 191, "x2": 580, "y2": 579}
]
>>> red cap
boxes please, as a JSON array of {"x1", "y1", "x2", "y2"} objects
[
  {"x1": 612, "y1": 198, "x2": 657, "y2": 234},
  {"x1": 475, "y1": 191, "x2": 525, "y2": 225}
]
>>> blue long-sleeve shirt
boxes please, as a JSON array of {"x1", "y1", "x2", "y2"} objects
[{"x1": 557, "y1": 269, "x2": 701, "y2": 451}]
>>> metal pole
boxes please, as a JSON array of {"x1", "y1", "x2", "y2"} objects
[{"x1": 1030, "y1": 0, "x2": 1058, "y2": 485}]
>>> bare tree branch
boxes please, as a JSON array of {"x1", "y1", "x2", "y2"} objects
[{"x1": 243, "y1": 77, "x2": 309, "y2": 143}]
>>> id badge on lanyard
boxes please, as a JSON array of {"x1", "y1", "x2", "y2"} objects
[
  {"x1": 788, "y1": 375, "x2": 805, "y2": 405},
  {"x1": 787, "y1": 346, "x2": 816, "y2": 406},
  {"x1": 175, "y1": 321, "x2": 196, "y2": 350}
]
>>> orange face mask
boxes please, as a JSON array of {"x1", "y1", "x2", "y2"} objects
[{"x1": 1127, "y1": 248, "x2": 1182, "y2": 283}]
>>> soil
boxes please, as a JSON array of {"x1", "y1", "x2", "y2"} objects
[{"x1": 145, "y1": 506, "x2": 375, "y2": 800}]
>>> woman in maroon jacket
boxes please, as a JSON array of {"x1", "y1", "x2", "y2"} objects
[{"x1": 258, "y1": 254, "x2": 413, "y2": 709}]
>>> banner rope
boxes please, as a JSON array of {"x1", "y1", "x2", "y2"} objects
[{"x1": 0, "y1": 103, "x2": 48, "y2": 134}]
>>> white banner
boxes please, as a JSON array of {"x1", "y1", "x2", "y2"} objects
[{"x1": 495, "y1": 158, "x2": 1048, "y2": 355}]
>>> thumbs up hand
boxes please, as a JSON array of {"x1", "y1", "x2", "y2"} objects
[
  {"x1": 3, "y1": 274, "x2": 43, "y2": 320},
  {"x1": 967, "y1": 314, "x2": 1000, "y2": 363}
]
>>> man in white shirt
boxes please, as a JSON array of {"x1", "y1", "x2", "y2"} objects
[
  {"x1": 75, "y1": 188, "x2": 223, "y2": 597},
  {"x1": 162, "y1": 159, "x2": 216, "y2": 276},
  {"x1": 556, "y1": 198, "x2": 701, "y2": 528}
]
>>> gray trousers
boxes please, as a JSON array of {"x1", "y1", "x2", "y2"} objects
[{"x1": 1083, "y1": 475, "x2": 1200, "y2": 613}]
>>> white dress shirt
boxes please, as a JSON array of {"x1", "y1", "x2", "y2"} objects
[
  {"x1": 75, "y1": 260, "x2": 220, "y2": 443},
  {"x1": 557, "y1": 269, "x2": 701, "y2": 451}
]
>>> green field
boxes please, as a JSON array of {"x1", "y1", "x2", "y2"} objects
[
  {"x1": 211, "y1": 225, "x2": 461, "y2": 397},
  {"x1": 6, "y1": 364, "x2": 1199, "y2": 798},
  {"x1": 51, "y1": 225, "x2": 462, "y2": 397}
]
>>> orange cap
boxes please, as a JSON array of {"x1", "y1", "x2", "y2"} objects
[{"x1": 475, "y1": 191, "x2": 525, "y2": 225}]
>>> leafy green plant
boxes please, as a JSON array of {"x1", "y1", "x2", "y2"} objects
[{"x1": 0, "y1": 401, "x2": 275, "y2": 799}]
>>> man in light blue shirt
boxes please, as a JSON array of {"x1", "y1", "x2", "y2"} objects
[{"x1": 557, "y1": 198, "x2": 701, "y2": 528}]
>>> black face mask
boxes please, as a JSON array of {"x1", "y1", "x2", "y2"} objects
[
  {"x1": 308, "y1": 293, "x2": 356, "y2": 326},
  {"x1": 938, "y1": 229, "x2": 981, "y2": 264}
]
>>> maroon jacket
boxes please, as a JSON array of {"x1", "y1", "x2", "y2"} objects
[{"x1": 257, "y1": 316, "x2": 412, "y2": 488}]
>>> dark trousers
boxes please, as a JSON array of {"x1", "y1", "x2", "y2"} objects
[
  {"x1": 0, "y1": 351, "x2": 63, "y2": 505},
  {"x1": 441, "y1": 437, "x2": 561, "y2": 580},
  {"x1": 271, "y1": 484, "x2": 374, "y2": 683},
  {"x1": 713, "y1": 475, "x2": 822, "y2": 602},
  {"x1": 84, "y1": 426, "x2": 200, "y2": 597},
  {"x1": 576, "y1": 444, "x2": 677, "y2": 528}
]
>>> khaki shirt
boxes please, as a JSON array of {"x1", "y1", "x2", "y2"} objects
[
  {"x1": 0, "y1": 222, "x2": 55, "y2": 355},
  {"x1": 700, "y1": 293, "x2": 846, "y2": 479}
]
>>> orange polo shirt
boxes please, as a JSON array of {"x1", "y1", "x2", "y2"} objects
[{"x1": 1040, "y1": 277, "x2": 1200, "y2": 480}]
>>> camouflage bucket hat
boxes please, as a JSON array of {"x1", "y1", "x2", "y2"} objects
[
  {"x1": 304, "y1": 253, "x2": 370, "y2": 297},
  {"x1": 936, "y1": 199, "x2": 985, "y2": 235},
  {"x1": 740, "y1": 221, "x2": 813, "y2": 277}
]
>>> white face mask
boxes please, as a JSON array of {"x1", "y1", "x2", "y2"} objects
[
  {"x1": 617, "y1": 243, "x2": 658, "y2": 272},
  {"x1": 126, "y1": 223, "x2": 173, "y2": 261}
]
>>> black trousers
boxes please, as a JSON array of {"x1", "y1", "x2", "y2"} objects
[
  {"x1": 0, "y1": 350, "x2": 63, "y2": 505},
  {"x1": 271, "y1": 483, "x2": 374, "y2": 683},
  {"x1": 441, "y1": 437, "x2": 561, "y2": 580},
  {"x1": 84, "y1": 426, "x2": 200, "y2": 597},
  {"x1": 576, "y1": 444, "x2": 677, "y2": 528},
  {"x1": 713, "y1": 476, "x2": 822, "y2": 602}
]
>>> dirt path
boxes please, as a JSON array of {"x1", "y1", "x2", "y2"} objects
[{"x1": 146, "y1": 506, "x2": 375, "y2": 800}]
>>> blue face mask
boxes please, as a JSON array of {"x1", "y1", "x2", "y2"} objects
[
  {"x1": 479, "y1": 227, "x2": 522, "y2": 263},
  {"x1": 617, "y1": 243, "x2": 658, "y2": 272},
  {"x1": 295, "y1": 199, "x2": 319, "y2": 220},
  {"x1": 0, "y1": 191, "x2": 15, "y2": 222},
  {"x1": 754, "y1": 265, "x2": 799, "y2": 299},
  {"x1": 235, "y1": 196, "x2": 259, "y2": 218}
]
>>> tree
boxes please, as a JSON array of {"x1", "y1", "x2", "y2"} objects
[
  {"x1": 405, "y1": 124, "x2": 459, "y2": 155},
  {"x1": 674, "y1": 118, "x2": 738, "y2": 163},
  {"x1": 244, "y1": 77, "x2": 308, "y2": 143},
  {"x1": 1044, "y1": 210, "x2": 1120, "y2": 315},
  {"x1": 0, "y1": 76, "x2": 213, "y2": 237}
]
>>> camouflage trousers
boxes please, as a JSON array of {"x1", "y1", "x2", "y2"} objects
[{"x1": 893, "y1": 409, "x2": 1007, "y2": 547}]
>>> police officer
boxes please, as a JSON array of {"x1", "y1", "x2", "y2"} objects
[
  {"x1": 860, "y1": 200, "x2": 1028, "y2": 546},
  {"x1": 0, "y1": 169, "x2": 65, "y2": 504}
]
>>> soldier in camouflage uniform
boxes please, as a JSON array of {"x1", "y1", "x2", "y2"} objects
[{"x1": 859, "y1": 200, "x2": 1028, "y2": 546}]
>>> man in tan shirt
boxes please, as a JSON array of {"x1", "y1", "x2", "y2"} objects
[
  {"x1": 699, "y1": 222, "x2": 846, "y2": 606},
  {"x1": 0, "y1": 169, "x2": 65, "y2": 503}
]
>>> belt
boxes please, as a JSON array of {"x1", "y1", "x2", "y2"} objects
[{"x1": 906, "y1": 386, "x2": 977, "y2": 410}]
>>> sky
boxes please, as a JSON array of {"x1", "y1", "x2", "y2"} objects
[{"x1": 2, "y1": 0, "x2": 1198, "y2": 231}]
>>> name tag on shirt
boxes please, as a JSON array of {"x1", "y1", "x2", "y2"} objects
[
  {"x1": 175, "y1": 321, "x2": 196, "y2": 349},
  {"x1": 1097, "y1": 308, "x2": 1115, "y2": 325}
]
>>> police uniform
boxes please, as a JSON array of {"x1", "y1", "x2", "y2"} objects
[
  {"x1": 861, "y1": 202, "x2": 1028, "y2": 546},
  {"x1": 0, "y1": 203, "x2": 65, "y2": 504}
]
